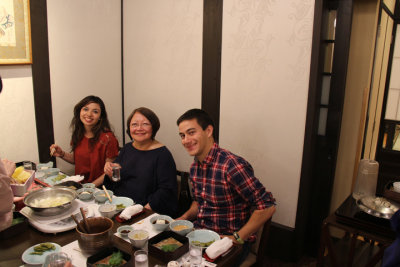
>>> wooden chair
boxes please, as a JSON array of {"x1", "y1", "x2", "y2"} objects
[
  {"x1": 176, "y1": 170, "x2": 192, "y2": 217},
  {"x1": 240, "y1": 218, "x2": 272, "y2": 267}
]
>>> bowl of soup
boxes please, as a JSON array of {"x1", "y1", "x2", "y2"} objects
[{"x1": 169, "y1": 220, "x2": 193, "y2": 236}]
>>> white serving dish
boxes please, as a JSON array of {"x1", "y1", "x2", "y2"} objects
[{"x1": 11, "y1": 170, "x2": 35, "y2": 196}]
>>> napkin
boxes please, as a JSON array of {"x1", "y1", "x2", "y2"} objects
[
  {"x1": 62, "y1": 175, "x2": 84, "y2": 183},
  {"x1": 205, "y1": 237, "x2": 233, "y2": 260},
  {"x1": 119, "y1": 204, "x2": 144, "y2": 220}
]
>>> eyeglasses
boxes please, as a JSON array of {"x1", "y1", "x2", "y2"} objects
[{"x1": 131, "y1": 122, "x2": 151, "y2": 129}]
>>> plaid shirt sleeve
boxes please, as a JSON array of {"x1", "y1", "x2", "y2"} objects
[{"x1": 226, "y1": 156, "x2": 276, "y2": 210}]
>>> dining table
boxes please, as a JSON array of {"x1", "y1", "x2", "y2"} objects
[{"x1": 0, "y1": 201, "x2": 242, "y2": 266}]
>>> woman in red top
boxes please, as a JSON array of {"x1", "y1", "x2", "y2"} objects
[{"x1": 50, "y1": 96, "x2": 119, "y2": 186}]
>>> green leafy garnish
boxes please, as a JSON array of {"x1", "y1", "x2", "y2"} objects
[
  {"x1": 108, "y1": 251, "x2": 124, "y2": 267},
  {"x1": 161, "y1": 244, "x2": 179, "y2": 252}
]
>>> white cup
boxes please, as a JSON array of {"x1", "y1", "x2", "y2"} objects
[
  {"x1": 134, "y1": 250, "x2": 148, "y2": 267},
  {"x1": 189, "y1": 243, "x2": 203, "y2": 266}
]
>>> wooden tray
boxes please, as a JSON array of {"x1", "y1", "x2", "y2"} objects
[{"x1": 383, "y1": 181, "x2": 400, "y2": 204}]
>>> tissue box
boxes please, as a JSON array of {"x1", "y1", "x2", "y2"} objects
[{"x1": 10, "y1": 170, "x2": 35, "y2": 196}]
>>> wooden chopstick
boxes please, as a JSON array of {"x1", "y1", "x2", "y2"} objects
[
  {"x1": 102, "y1": 185, "x2": 113, "y2": 203},
  {"x1": 80, "y1": 207, "x2": 91, "y2": 234},
  {"x1": 71, "y1": 214, "x2": 86, "y2": 233}
]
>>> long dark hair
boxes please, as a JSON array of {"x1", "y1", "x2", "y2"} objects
[
  {"x1": 70, "y1": 95, "x2": 112, "y2": 151},
  {"x1": 126, "y1": 107, "x2": 160, "y2": 140}
]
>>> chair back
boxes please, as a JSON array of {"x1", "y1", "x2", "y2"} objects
[{"x1": 176, "y1": 170, "x2": 192, "y2": 217}]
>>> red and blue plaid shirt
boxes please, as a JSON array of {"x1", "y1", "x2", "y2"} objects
[{"x1": 190, "y1": 143, "x2": 276, "y2": 240}]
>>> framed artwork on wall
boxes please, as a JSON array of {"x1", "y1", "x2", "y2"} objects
[{"x1": 0, "y1": 0, "x2": 32, "y2": 65}]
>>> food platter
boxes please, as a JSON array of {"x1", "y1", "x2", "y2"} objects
[
  {"x1": 186, "y1": 229, "x2": 221, "y2": 248},
  {"x1": 356, "y1": 196, "x2": 399, "y2": 219},
  {"x1": 21, "y1": 242, "x2": 61, "y2": 265}
]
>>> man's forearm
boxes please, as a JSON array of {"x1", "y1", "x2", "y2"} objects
[
  {"x1": 177, "y1": 201, "x2": 198, "y2": 221},
  {"x1": 237, "y1": 205, "x2": 276, "y2": 241}
]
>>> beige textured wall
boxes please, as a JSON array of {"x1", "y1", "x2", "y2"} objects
[
  {"x1": 219, "y1": 0, "x2": 315, "y2": 228},
  {"x1": 123, "y1": 0, "x2": 203, "y2": 172},
  {"x1": 0, "y1": 66, "x2": 39, "y2": 164},
  {"x1": 47, "y1": 0, "x2": 123, "y2": 175}
]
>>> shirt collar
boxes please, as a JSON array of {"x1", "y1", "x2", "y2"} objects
[{"x1": 196, "y1": 142, "x2": 219, "y2": 166}]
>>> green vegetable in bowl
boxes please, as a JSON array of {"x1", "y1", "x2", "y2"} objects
[
  {"x1": 191, "y1": 239, "x2": 215, "y2": 247},
  {"x1": 116, "y1": 204, "x2": 125, "y2": 210}
]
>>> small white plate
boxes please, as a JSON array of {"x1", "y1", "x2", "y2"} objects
[{"x1": 22, "y1": 242, "x2": 61, "y2": 265}]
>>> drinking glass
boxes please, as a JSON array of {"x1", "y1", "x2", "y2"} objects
[
  {"x1": 23, "y1": 161, "x2": 32, "y2": 170},
  {"x1": 189, "y1": 243, "x2": 203, "y2": 266},
  {"x1": 134, "y1": 250, "x2": 148, "y2": 267},
  {"x1": 111, "y1": 164, "x2": 121, "y2": 182},
  {"x1": 43, "y1": 252, "x2": 71, "y2": 267}
]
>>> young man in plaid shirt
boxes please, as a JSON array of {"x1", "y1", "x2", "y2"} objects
[{"x1": 177, "y1": 109, "x2": 276, "y2": 265}]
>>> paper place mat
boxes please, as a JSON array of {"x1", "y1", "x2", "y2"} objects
[
  {"x1": 62, "y1": 240, "x2": 91, "y2": 267},
  {"x1": 114, "y1": 213, "x2": 161, "y2": 242}
]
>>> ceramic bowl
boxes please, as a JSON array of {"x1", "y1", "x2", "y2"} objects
[
  {"x1": 169, "y1": 220, "x2": 193, "y2": 236},
  {"x1": 76, "y1": 188, "x2": 95, "y2": 201},
  {"x1": 82, "y1": 183, "x2": 96, "y2": 189},
  {"x1": 98, "y1": 204, "x2": 117, "y2": 219},
  {"x1": 150, "y1": 215, "x2": 173, "y2": 231},
  {"x1": 117, "y1": 225, "x2": 134, "y2": 238},
  {"x1": 76, "y1": 217, "x2": 113, "y2": 254},
  {"x1": 128, "y1": 229, "x2": 149, "y2": 249},
  {"x1": 94, "y1": 190, "x2": 113, "y2": 203}
]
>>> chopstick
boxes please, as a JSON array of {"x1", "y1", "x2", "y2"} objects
[
  {"x1": 102, "y1": 185, "x2": 113, "y2": 203},
  {"x1": 71, "y1": 214, "x2": 86, "y2": 233},
  {"x1": 80, "y1": 207, "x2": 91, "y2": 234}
]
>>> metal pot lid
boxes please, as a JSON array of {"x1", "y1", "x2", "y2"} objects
[{"x1": 357, "y1": 196, "x2": 399, "y2": 219}]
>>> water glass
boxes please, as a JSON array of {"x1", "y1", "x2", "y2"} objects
[
  {"x1": 134, "y1": 250, "x2": 148, "y2": 267},
  {"x1": 43, "y1": 252, "x2": 71, "y2": 267},
  {"x1": 111, "y1": 164, "x2": 121, "y2": 182},
  {"x1": 23, "y1": 161, "x2": 32, "y2": 170},
  {"x1": 189, "y1": 243, "x2": 203, "y2": 266}
]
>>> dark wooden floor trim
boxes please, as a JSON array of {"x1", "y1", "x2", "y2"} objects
[
  {"x1": 202, "y1": 0, "x2": 223, "y2": 141},
  {"x1": 30, "y1": 0, "x2": 55, "y2": 164}
]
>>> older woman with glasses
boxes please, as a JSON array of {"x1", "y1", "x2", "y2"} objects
[{"x1": 104, "y1": 107, "x2": 178, "y2": 217}]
